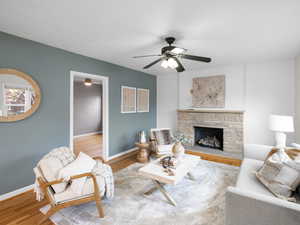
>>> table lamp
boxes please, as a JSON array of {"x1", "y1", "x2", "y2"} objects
[{"x1": 269, "y1": 114, "x2": 294, "y2": 148}]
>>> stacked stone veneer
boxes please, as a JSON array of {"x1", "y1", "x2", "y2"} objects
[{"x1": 177, "y1": 110, "x2": 244, "y2": 153}]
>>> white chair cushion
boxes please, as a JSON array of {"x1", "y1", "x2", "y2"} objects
[
  {"x1": 54, "y1": 175, "x2": 106, "y2": 203},
  {"x1": 157, "y1": 144, "x2": 174, "y2": 154},
  {"x1": 236, "y1": 158, "x2": 274, "y2": 197},
  {"x1": 39, "y1": 147, "x2": 75, "y2": 193},
  {"x1": 58, "y1": 152, "x2": 96, "y2": 195}
]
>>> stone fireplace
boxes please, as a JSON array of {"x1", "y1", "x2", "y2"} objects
[{"x1": 177, "y1": 109, "x2": 244, "y2": 155}]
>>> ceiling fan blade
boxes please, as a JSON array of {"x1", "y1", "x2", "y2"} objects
[
  {"x1": 133, "y1": 54, "x2": 161, "y2": 58},
  {"x1": 143, "y1": 58, "x2": 163, "y2": 69},
  {"x1": 173, "y1": 58, "x2": 185, "y2": 72},
  {"x1": 180, "y1": 54, "x2": 211, "y2": 63}
]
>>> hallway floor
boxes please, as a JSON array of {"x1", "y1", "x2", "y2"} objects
[{"x1": 74, "y1": 133, "x2": 103, "y2": 158}]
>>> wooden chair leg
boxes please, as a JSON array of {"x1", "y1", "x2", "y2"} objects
[
  {"x1": 95, "y1": 197, "x2": 105, "y2": 218},
  {"x1": 38, "y1": 207, "x2": 58, "y2": 225},
  {"x1": 91, "y1": 174, "x2": 105, "y2": 218}
]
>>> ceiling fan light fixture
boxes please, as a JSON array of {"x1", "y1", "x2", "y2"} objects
[
  {"x1": 84, "y1": 78, "x2": 92, "y2": 86},
  {"x1": 167, "y1": 57, "x2": 179, "y2": 69},
  {"x1": 171, "y1": 47, "x2": 185, "y2": 54},
  {"x1": 134, "y1": 36, "x2": 211, "y2": 72},
  {"x1": 161, "y1": 59, "x2": 169, "y2": 68}
]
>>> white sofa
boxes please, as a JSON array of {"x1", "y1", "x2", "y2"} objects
[{"x1": 226, "y1": 144, "x2": 300, "y2": 225}]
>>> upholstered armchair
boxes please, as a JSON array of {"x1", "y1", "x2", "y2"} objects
[
  {"x1": 149, "y1": 128, "x2": 175, "y2": 157},
  {"x1": 34, "y1": 147, "x2": 114, "y2": 225}
]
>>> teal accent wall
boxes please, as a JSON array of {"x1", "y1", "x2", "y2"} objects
[{"x1": 0, "y1": 32, "x2": 156, "y2": 195}]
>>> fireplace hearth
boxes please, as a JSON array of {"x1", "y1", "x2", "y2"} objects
[{"x1": 194, "y1": 126, "x2": 224, "y2": 151}]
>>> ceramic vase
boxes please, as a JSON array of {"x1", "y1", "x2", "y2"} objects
[
  {"x1": 139, "y1": 131, "x2": 147, "y2": 143},
  {"x1": 172, "y1": 141, "x2": 185, "y2": 159}
]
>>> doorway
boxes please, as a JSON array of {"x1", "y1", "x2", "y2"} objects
[{"x1": 70, "y1": 71, "x2": 109, "y2": 160}]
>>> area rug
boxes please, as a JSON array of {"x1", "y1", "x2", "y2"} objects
[{"x1": 41, "y1": 160, "x2": 239, "y2": 225}]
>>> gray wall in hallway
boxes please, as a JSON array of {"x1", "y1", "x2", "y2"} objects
[
  {"x1": 74, "y1": 81, "x2": 102, "y2": 136},
  {"x1": 0, "y1": 31, "x2": 157, "y2": 195}
]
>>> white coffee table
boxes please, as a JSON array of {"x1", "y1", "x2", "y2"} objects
[{"x1": 138, "y1": 154, "x2": 201, "y2": 206}]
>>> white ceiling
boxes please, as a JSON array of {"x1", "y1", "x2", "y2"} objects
[{"x1": 1, "y1": 0, "x2": 300, "y2": 75}]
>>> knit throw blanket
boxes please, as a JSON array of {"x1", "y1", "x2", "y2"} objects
[
  {"x1": 92, "y1": 160, "x2": 114, "y2": 199},
  {"x1": 34, "y1": 160, "x2": 114, "y2": 202}
]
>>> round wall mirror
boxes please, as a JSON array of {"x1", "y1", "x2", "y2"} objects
[{"x1": 0, "y1": 69, "x2": 41, "y2": 122}]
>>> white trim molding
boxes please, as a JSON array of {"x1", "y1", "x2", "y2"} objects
[
  {"x1": 74, "y1": 131, "x2": 102, "y2": 139},
  {"x1": 0, "y1": 184, "x2": 34, "y2": 202},
  {"x1": 108, "y1": 147, "x2": 138, "y2": 161},
  {"x1": 70, "y1": 71, "x2": 109, "y2": 161}
]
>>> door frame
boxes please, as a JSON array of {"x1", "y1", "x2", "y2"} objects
[{"x1": 70, "y1": 70, "x2": 109, "y2": 161}]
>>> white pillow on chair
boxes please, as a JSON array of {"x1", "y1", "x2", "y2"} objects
[
  {"x1": 58, "y1": 152, "x2": 96, "y2": 194},
  {"x1": 38, "y1": 146, "x2": 76, "y2": 193}
]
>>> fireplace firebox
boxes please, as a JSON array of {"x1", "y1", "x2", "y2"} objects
[{"x1": 194, "y1": 126, "x2": 224, "y2": 151}]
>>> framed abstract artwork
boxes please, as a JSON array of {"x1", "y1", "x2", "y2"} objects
[
  {"x1": 137, "y1": 88, "x2": 149, "y2": 112},
  {"x1": 121, "y1": 86, "x2": 136, "y2": 113},
  {"x1": 191, "y1": 75, "x2": 225, "y2": 108}
]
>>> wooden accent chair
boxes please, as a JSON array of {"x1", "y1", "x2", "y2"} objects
[
  {"x1": 149, "y1": 128, "x2": 175, "y2": 157},
  {"x1": 34, "y1": 147, "x2": 108, "y2": 225}
]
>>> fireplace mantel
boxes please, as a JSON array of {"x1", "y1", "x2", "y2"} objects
[{"x1": 177, "y1": 109, "x2": 244, "y2": 114}]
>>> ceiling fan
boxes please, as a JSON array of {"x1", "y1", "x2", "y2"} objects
[{"x1": 133, "y1": 37, "x2": 212, "y2": 72}]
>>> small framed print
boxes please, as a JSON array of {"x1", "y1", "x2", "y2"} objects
[
  {"x1": 121, "y1": 86, "x2": 136, "y2": 113},
  {"x1": 137, "y1": 88, "x2": 149, "y2": 113}
]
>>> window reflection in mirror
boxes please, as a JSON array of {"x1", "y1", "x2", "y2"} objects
[{"x1": 0, "y1": 75, "x2": 36, "y2": 117}]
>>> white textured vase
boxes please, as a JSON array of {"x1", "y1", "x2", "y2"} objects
[
  {"x1": 172, "y1": 142, "x2": 185, "y2": 159},
  {"x1": 139, "y1": 131, "x2": 147, "y2": 143}
]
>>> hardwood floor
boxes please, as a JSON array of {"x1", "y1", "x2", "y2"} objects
[
  {"x1": 0, "y1": 148, "x2": 240, "y2": 225},
  {"x1": 74, "y1": 133, "x2": 103, "y2": 158}
]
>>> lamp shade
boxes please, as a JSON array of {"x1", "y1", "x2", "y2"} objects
[{"x1": 269, "y1": 114, "x2": 294, "y2": 132}]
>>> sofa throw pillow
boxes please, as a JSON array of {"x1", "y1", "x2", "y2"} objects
[
  {"x1": 256, "y1": 148, "x2": 300, "y2": 202},
  {"x1": 58, "y1": 152, "x2": 96, "y2": 195},
  {"x1": 153, "y1": 129, "x2": 172, "y2": 145}
]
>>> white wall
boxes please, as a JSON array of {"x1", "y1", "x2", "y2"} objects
[
  {"x1": 296, "y1": 56, "x2": 300, "y2": 143},
  {"x1": 157, "y1": 74, "x2": 178, "y2": 130},
  {"x1": 179, "y1": 65, "x2": 246, "y2": 110},
  {"x1": 157, "y1": 59, "x2": 295, "y2": 145},
  {"x1": 245, "y1": 61, "x2": 295, "y2": 145},
  {"x1": 73, "y1": 81, "x2": 102, "y2": 136}
]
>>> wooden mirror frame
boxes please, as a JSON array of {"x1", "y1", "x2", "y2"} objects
[{"x1": 0, "y1": 69, "x2": 41, "y2": 122}]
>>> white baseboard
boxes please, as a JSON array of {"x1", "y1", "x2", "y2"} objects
[
  {"x1": 0, "y1": 184, "x2": 34, "y2": 202},
  {"x1": 108, "y1": 147, "x2": 138, "y2": 161},
  {"x1": 74, "y1": 131, "x2": 102, "y2": 138}
]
